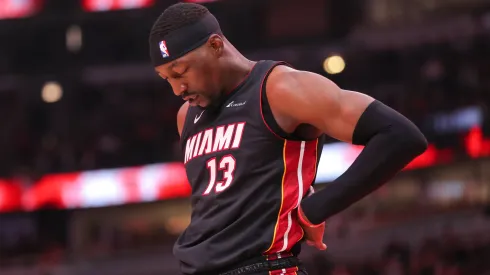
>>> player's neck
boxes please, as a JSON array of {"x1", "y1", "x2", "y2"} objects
[{"x1": 221, "y1": 56, "x2": 256, "y2": 95}]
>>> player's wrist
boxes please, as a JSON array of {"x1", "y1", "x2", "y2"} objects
[{"x1": 298, "y1": 204, "x2": 324, "y2": 228}]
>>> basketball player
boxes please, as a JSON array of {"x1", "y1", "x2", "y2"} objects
[{"x1": 148, "y1": 3, "x2": 427, "y2": 275}]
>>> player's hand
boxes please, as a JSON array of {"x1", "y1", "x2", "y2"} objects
[{"x1": 297, "y1": 206, "x2": 327, "y2": 250}]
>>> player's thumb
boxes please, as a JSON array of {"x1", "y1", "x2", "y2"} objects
[
  {"x1": 316, "y1": 242, "x2": 327, "y2": 250},
  {"x1": 306, "y1": 240, "x2": 326, "y2": 250}
]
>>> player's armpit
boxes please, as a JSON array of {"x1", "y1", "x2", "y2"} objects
[
  {"x1": 177, "y1": 101, "x2": 190, "y2": 137},
  {"x1": 267, "y1": 66, "x2": 428, "y2": 225}
]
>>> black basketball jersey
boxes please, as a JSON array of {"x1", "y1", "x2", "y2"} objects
[{"x1": 175, "y1": 60, "x2": 323, "y2": 274}]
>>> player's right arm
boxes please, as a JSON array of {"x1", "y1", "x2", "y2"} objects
[
  {"x1": 266, "y1": 66, "x2": 428, "y2": 223},
  {"x1": 177, "y1": 101, "x2": 190, "y2": 137}
]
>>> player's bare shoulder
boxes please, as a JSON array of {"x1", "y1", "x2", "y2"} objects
[
  {"x1": 264, "y1": 65, "x2": 313, "y2": 133},
  {"x1": 265, "y1": 65, "x2": 301, "y2": 97},
  {"x1": 265, "y1": 65, "x2": 320, "y2": 114},
  {"x1": 177, "y1": 101, "x2": 190, "y2": 137},
  {"x1": 265, "y1": 64, "x2": 340, "y2": 101}
]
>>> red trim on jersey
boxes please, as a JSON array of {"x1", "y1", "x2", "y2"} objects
[
  {"x1": 264, "y1": 141, "x2": 288, "y2": 253},
  {"x1": 259, "y1": 61, "x2": 291, "y2": 140},
  {"x1": 302, "y1": 139, "x2": 319, "y2": 194},
  {"x1": 264, "y1": 139, "x2": 319, "y2": 254}
]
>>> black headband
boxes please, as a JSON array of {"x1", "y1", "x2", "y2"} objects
[{"x1": 149, "y1": 13, "x2": 222, "y2": 67}]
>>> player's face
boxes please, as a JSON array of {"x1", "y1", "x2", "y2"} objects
[{"x1": 155, "y1": 39, "x2": 223, "y2": 108}]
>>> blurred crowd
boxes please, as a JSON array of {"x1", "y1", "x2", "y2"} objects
[
  {"x1": 359, "y1": 36, "x2": 490, "y2": 127},
  {"x1": 0, "y1": 82, "x2": 181, "y2": 179},
  {"x1": 307, "y1": 236, "x2": 490, "y2": 275}
]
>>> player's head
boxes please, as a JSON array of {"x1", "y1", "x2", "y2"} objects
[{"x1": 149, "y1": 3, "x2": 228, "y2": 108}]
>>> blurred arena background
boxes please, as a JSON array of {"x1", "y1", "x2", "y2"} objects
[{"x1": 1, "y1": 0, "x2": 490, "y2": 274}]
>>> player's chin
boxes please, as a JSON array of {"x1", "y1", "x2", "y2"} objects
[
  {"x1": 188, "y1": 95, "x2": 210, "y2": 108},
  {"x1": 197, "y1": 99, "x2": 210, "y2": 108},
  {"x1": 188, "y1": 97, "x2": 200, "y2": 107}
]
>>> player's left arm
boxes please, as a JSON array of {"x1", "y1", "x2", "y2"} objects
[{"x1": 266, "y1": 66, "x2": 428, "y2": 225}]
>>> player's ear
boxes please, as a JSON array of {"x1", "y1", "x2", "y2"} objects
[{"x1": 208, "y1": 34, "x2": 224, "y2": 58}]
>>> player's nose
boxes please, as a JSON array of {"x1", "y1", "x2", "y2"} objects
[{"x1": 169, "y1": 81, "x2": 188, "y2": 97}]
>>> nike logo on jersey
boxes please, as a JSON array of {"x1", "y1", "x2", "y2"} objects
[
  {"x1": 184, "y1": 122, "x2": 246, "y2": 164},
  {"x1": 194, "y1": 110, "x2": 205, "y2": 124},
  {"x1": 226, "y1": 101, "x2": 246, "y2": 108}
]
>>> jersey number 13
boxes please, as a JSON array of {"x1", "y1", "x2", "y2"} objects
[{"x1": 203, "y1": 155, "x2": 236, "y2": 195}]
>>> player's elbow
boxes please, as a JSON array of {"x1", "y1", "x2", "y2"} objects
[
  {"x1": 406, "y1": 130, "x2": 428, "y2": 156},
  {"x1": 394, "y1": 122, "x2": 428, "y2": 158},
  {"x1": 380, "y1": 103, "x2": 428, "y2": 157}
]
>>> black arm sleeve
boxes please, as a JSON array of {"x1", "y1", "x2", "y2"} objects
[{"x1": 300, "y1": 100, "x2": 428, "y2": 224}]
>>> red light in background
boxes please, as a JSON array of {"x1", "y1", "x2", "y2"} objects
[
  {"x1": 0, "y1": 0, "x2": 42, "y2": 19},
  {"x1": 183, "y1": 0, "x2": 220, "y2": 3},
  {"x1": 83, "y1": 0, "x2": 154, "y2": 12},
  {"x1": 404, "y1": 144, "x2": 438, "y2": 170},
  {"x1": 0, "y1": 180, "x2": 22, "y2": 212},
  {"x1": 464, "y1": 126, "x2": 490, "y2": 158},
  {"x1": 465, "y1": 126, "x2": 482, "y2": 158}
]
